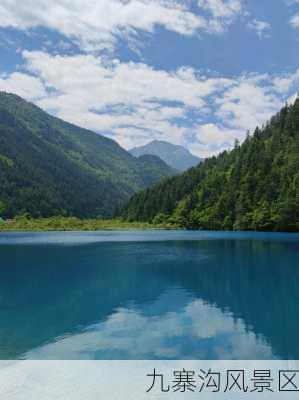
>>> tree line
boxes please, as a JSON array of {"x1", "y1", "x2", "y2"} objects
[{"x1": 122, "y1": 99, "x2": 299, "y2": 232}]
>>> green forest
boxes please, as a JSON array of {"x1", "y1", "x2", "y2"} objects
[
  {"x1": 1, "y1": 91, "x2": 298, "y2": 232},
  {"x1": 0, "y1": 92, "x2": 175, "y2": 219},
  {"x1": 122, "y1": 99, "x2": 299, "y2": 232}
]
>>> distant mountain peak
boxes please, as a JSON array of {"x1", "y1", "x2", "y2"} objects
[{"x1": 130, "y1": 140, "x2": 202, "y2": 172}]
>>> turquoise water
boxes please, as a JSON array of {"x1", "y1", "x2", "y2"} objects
[{"x1": 0, "y1": 230, "x2": 298, "y2": 360}]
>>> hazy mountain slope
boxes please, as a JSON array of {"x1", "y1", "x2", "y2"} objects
[
  {"x1": 0, "y1": 92, "x2": 175, "y2": 218},
  {"x1": 137, "y1": 154, "x2": 177, "y2": 187},
  {"x1": 122, "y1": 100, "x2": 299, "y2": 232},
  {"x1": 130, "y1": 140, "x2": 202, "y2": 171}
]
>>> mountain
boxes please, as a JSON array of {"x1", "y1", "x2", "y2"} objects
[
  {"x1": 122, "y1": 99, "x2": 299, "y2": 232},
  {"x1": 136, "y1": 154, "x2": 177, "y2": 186},
  {"x1": 0, "y1": 92, "x2": 175, "y2": 219},
  {"x1": 130, "y1": 140, "x2": 202, "y2": 171}
]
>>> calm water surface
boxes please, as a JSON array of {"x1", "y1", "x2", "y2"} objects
[{"x1": 0, "y1": 230, "x2": 298, "y2": 360}]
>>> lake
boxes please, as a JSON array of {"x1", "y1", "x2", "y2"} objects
[{"x1": 0, "y1": 230, "x2": 298, "y2": 360}]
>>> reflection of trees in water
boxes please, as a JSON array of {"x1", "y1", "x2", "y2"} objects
[{"x1": 0, "y1": 239, "x2": 298, "y2": 359}]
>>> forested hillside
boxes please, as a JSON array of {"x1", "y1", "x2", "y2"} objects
[
  {"x1": 122, "y1": 99, "x2": 299, "y2": 232},
  {"x1": 0, "y1": 92, "x2": 174, "y2": 218}
]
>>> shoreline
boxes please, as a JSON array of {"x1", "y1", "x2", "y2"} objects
[
  {"x1": 0, "y1": 217, "x2": 178, "y2": 232},
  {"x1": 0, "y1": 217, "x2": 298, "y2": 234}
]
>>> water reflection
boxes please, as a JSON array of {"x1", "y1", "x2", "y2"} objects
[
  {"x1": 0, "y1": 233, "x2": 298, "y2": 359},
  {"x1": 25, "y1": 292, "x2": 273, "y2": 360}
]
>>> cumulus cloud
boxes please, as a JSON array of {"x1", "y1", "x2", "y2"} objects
[
  {"x1": 21, "y1": 50, "x2": 234, "y2": 151},
  {"x1": 0, "y1": 0, "x2": 203, "y2": 51},
  {"x1": 0, "y1": 72, "x2": 45, "y2": 100},
  {"x1": 215, "y1": 75, "x2": 282, "y2": 131},
  {"x1": 272, "y1": 71, "x2": 299, "y2": 94},
  {"x1": 1, "y1": 50, "x2": 298, "y2": 157},
  {"x1": 192, "y1": 124, "x2": 240, "y2": 157},
  {"x1": 247, "y1": 19, "x2": 271, "y2": 39},
  {"x1": 0, "y1": 0, "x2": 245, "y2": 53}
]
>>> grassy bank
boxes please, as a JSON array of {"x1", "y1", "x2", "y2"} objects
[{"x1": 0, "y1": 216, "x2": 178, "y2": 231}]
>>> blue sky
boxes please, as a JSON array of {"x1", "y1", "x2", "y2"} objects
[{"x1": 0, "y1": 0, "x2": 299, "y2": 157}]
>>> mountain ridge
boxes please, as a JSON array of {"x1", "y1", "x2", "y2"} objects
[
  {"x1": 0, "y1": 92, "x2": 175, "y2": 218},
  {"x1": 130, "y1": 139, "x2": 202, "y2": 171}
]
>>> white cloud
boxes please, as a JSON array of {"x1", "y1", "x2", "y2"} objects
[
  {"x1": 0, "y1": 0, "x2": 244, "y2": 53},
  {"x1": 287, "y1": 92, "x2": 299, "y2": 104},
  {"x1": 192, "y1": 123, "x2": 241, "y2": 156},
  {"x1": 287, "y1": 0, "x2": 299, "y2": 27},
  {"x1": 197, "y1": 0, "x2": 243, "y2": 32},
  {"x1": 198, "y1": 0, "x2": 242, "y2": 19},
  {"x1": 20, "y1": 50, "x2": 234, "y2": 152},
  {"x1": 247, "y1": 19, "x2": 271, "y2": 39},
  {"x1": 272, "y1": 70, "x2": 299, "y2": 93},
  {"x1": 215, "y1": 75, "x2": 282, "y2": 132},
  {"x1": 290, "y1": 12, "x2": 299, "y2": 27},
  {"x1": 0, "y1": 72, "x2": 45, "y2": 100},
  {"x1": 0, "y1": 0, "x2": 205, "y2": 51},
  {"x1": 1, "y1": 51, "x2": 298, "y2": 158}
]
